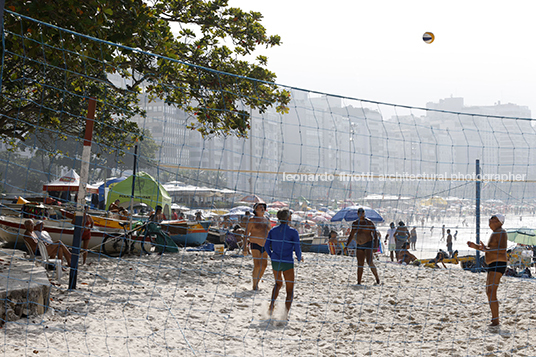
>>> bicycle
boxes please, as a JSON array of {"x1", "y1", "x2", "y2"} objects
[{"x1": 101, "y1": 222, "x2": 154, "y2": 256}]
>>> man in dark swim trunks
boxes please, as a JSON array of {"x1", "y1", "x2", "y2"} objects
[
  {"x1": 344, "y1": 207, "x2": 381, "y2": 285},
  {"x1": 467, "y1": 213, "x2": 508, "y2": 326},
  {"x1": 245, "y1": 202, "x2": 271, "y2": 290}
]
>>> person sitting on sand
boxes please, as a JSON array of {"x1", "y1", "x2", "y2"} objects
[
  {"x1": 467, "y1": 213, "x2": 508, "y2": 326},
  {"x1": 23, "y1": 219, "x2": 71, "y2": 266},
  {"x1": 265, "y1": 208, "x2": 303, "y2": 317},
  {"x1": 395, "y1": 221, "x2": 410, "y2": 259},
  {"x1": 328, "y1": 230, "x2": 342, "y2": 255},
  {"x1": 244, "y1": 202, "x2": 271, "y2": 290},
  {"x1": 397, "y1": 242, "x2": 417, "y2": 265}
]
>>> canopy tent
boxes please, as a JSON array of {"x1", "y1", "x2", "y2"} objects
[
  {"x1": 107, "y1": 172, "x2": 172, "y2": 217},
  {"x1": 42, "y1": 169, "x2": 80, "y2": 192},
  {"x1": 97, "y1": 177, "x2": 127, "y2": 208}
]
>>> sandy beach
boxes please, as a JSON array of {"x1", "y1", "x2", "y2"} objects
[{"x1": 2, "y1": 241, "x2": 536, "y2": 357}]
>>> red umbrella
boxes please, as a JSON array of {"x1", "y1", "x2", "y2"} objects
[{"x1": 268, "y1": 201, "x2": 288, "y2": 208}]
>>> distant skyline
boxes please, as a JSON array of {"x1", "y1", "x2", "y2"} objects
[{"x1": 230, "y1": 0, "x2": 536, "y2": 118}]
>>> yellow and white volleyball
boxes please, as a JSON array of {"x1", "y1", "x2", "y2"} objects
[{"x1": 423, "y1": 32, "x2": 435, "y2": 44}]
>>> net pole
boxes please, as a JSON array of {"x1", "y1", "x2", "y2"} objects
[
  {"x1": 475, "y1": 158, "x2": 482, "y2": 269},
  {"x1": 69, "y1": 97, "x2": 96, "y2": 290}
]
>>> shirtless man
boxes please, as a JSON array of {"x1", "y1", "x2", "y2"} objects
[
  {"x1": 23, "y1": 219, "x2": 72, "y2": 266},
  {"x1": 344, "y1": 207, "x2": 381, "y2": 285},
  {"x1": 244, "y1": 202, "x2": 271, "y2": 290}
]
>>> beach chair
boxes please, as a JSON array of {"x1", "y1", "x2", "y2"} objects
[{"x1": 24, "y1": 239, "x2": 63, "y2": 281}]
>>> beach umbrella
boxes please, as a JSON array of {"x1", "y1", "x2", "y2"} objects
[
  {"x1": 507, "y1": 228, "x2": 536, "y2": 246},
  {"x1": 315, "y1": 211, "x2": 332, "y2": 219},
  {"x1": 330, "y1": 206, "x2": 384, "y2": 223},
  {"x1": 312, "y1": 215, "x2": 330, "y2": 223},
  {"x1": 239, "y1": 194, "x2": 265, "y2": 204},
  {"x1": 230, "y1": 206, "x2": 254, "y2": 213},
  {"x1": 301, "y1": 219, "x2": 317, "y2": 227},
  {"x1": 269, "y1": 201, "x2": 288, "y2": 208}
]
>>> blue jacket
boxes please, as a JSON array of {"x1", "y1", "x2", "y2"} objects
[{"x1": 264, "y1": 224, "x2": 302, "y2": 263}]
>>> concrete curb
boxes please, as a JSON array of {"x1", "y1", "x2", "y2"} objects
[{"x1": 0, "y1": 249, "x2": 51, "y2": 324}]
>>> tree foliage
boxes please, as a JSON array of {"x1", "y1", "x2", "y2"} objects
[{"x1": 1, "y1": 0, "x2": 290, "y2": 150}]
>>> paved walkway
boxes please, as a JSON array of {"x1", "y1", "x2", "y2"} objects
[{"x1": 0, "y1": 249, "x2": 51, "y2": 324}]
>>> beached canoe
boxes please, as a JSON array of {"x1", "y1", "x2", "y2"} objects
[{"x1": 159, "y1": 220, "x2": 211, "y2": 246}]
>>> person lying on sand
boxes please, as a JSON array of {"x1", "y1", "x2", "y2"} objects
[{"x1": 428, "y1": 250, "x2": 447, "y2": 269}]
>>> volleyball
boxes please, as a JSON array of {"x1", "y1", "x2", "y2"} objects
[{"x1": 423, "y1": 32, "x2": 435, "y2": 44}]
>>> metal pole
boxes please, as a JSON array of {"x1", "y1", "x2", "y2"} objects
[
  {"x1": 475, "y1": 159, "x2": 481, "y2": 270},
  {"x1": 69, "y1": 97, "x2": 96, "y2": 290},
  {"x1": 129, "y1": 145, "x2": 138, "y2": 228}
]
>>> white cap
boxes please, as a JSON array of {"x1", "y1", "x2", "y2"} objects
[{"x1": 493, "y1": 213, "x2": 505, "y2": 225}]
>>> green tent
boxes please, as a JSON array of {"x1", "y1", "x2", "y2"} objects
[{"x1": 107, "y1": 172, "x2": 172, "y2": 217}]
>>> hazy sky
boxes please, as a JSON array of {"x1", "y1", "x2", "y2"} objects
[{"x1": 230, "y1": 0, "x2": 536, "y2": 117}]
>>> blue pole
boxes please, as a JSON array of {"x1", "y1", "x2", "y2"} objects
[{"x1": 475, "y1": 159, "x2": 481, "y2": 270}]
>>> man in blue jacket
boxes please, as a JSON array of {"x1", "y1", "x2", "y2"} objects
[{"x1": 264, "y1": 208, "x2": 303, "y2": 317}]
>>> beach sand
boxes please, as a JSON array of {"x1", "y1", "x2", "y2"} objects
[{"x1": 2, "y1": 247, "x2": 536, "y2": 357}]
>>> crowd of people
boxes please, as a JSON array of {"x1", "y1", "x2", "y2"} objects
[{"x1": 19, "y1": 196, "x2": 511, "y2": 326}]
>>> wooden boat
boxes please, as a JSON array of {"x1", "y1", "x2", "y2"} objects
[
  {"x1": 59, "y1": 208, "x2": 127, "y2": 230},
  {"x1": 300, "y1": 233, "x2": 330, "y2": 254},
  {"x1": 159, "y1": 220, "x2": 211, "y2": 246},
  {"x1": 206, "y1": 227, "x2": 227, "y2": 244},
  {"x1": 0, "y1": 215, "x2": 112, "y2": 250}
]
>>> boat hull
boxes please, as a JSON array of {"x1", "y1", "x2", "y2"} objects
[
  {"x1": 160, "y1": 220, "x2": 211, "y2": 246},
  {"x1": 0, "y1": 215, "x2": 114, "y2": 251},
  {"x1": 300, "y1": 235, "x2": 330, "y2": 254}
]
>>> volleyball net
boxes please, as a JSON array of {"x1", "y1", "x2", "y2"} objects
[{"x1": 1, "y1": 10, "x2": 536, "y2": 356}]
